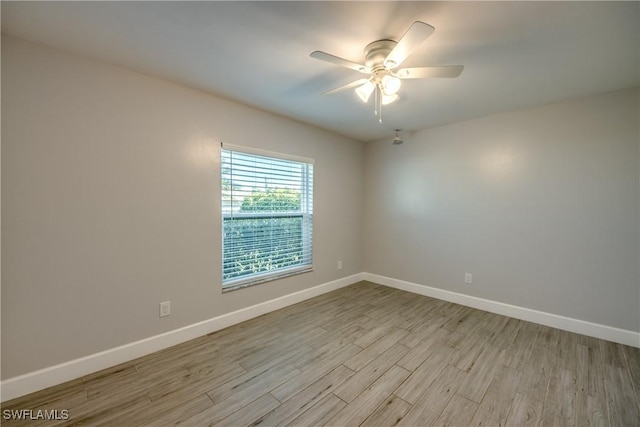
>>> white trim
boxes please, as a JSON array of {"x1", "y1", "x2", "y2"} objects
[
  {"x1": 221, "y1": 143, "x2": 315, "y2": 164},
  {"x1": 362, "y1": 272, "x2": 640, "y2": 349},
  {"x1": 0, "y1": 273, "x2": 363, "y2": 402},
  {"x1": 222, "y1": 266, "x2": 313, "y2": 292}
]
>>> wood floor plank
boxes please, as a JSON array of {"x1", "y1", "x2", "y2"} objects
[
  {"x1": 334, "y1": 344, "x2": 409, "y2": 403},
  {"x1": 179, "y1": 364, "x2": 300, "y2": 426},
  {"x1": 397, "y1": 327, "x2": 448, "y2": 372},
  {"x1": 396, "y1": 365, "x2": 467, "y2": 427},
  {"x1": 576, "y1": 343, "x2": 589, "y2": 426},
  {"x1": 604, "y1": 363, "x2": 640, "y2": 427},
  {"x1": 320, "y1": 308, "x2": 373, "y2": 333},
  {"x1": 501, "y1": 321, "x2": 539, "y2": 371},
  {"x1": 178, "y1": 365, "x2": 300, "y2": 426},
  {"x1": 84, "y1": 363, "x2": 138, "y2": 384},
  {"x1": 248, "y1": 365, "x2": 354, "y2": 426},
  {"x1": 124, "y1": 394, "x2": 214, "y2": 426},
  {"x1": 343, "y1": 328, "x2": 408, "y2": 371},
  {"x1": 146, "y1": 363, "x2": 246, "y2": 404},
  {"x1": 431, "y1": 301, "x2": 465, "y2": 321},
  {"x1": 288, "y1": 335, "x2": 360, "y2": 371},
  {"x1": 586, "y1": 395, "x2": 609, "y2": 427},
  {"x1": 449, "y1": 335, "x2": 484, "y2": 372},
  {"x1": 576, "y1": 343, "x2": 609, "y2": 426},
  {"x1": 58, "y1": 394, "x2": 151, "y2": 427},
  {"x1": 270, "y1": 343, "x2": 361, "y2": 402},
  {"x1": 469, "y1": 364, "x2": 521, "y2": 426},
  {"x1": 360, "y1": 395, "x2": 413, "y2": 427},
  {"x1": 213, "y1": 394, "x2": 280, "y2": 427},
  {"x1": 504, "y1": 392, "x2": 543, "y2": 427},
  {"x1": 135, "y1": 340, "x2": 219, "y2": 376},
  {"x1": 585, "y1": 343, "x2": 606, "y2": 398},
  {"x1": 443, "y1": 330, "x2": 469, "y2": 349},
  {"x1": 540, "y1": 365, "x2": 577, "y2": 426},
  {"x1": 576, "y1": 391, "x2": 609, "y2": 427},
  {"x1": 488, "y1": 317, "x2": 522, "y2": 349},
  {"x1": 394, "y1": 344, "x2": 456, "y2": 404},
  {"x1": 206, "y1": 362, "x2": 297, "y2": 404},
  {"x1": 623, "y1": 344, "x2": 640, "y2": 407},
  {"x1": 87, "y1": 369, "x2": 167, "y2": 402},
  {"x1": 555, "y1": 329, "x2": 579, "y2": 371},
  {"x1": 398, "y1": 323, "x2": 442, "y2": 349},
  {"x1": 456, "y1": 343, "x2": 503, "y2": 403},
  {"x1": 535, "y1": 325, "x2": 561, "y2": 349},
  {"x1": 236, "y1": 338, "x2": 317, "y2": 371},
  {"x1": 578, "y1": 333, "x2": 602, "y2": 349},
  {"x1": 311, "y1": 324, "x2": 365, "y2": 349},
  {"x1": 394, "y1": 314, "x2": 427, "y2": 332},
  {"x1": 354, "y1": 325, "x2": 396, "y2": 348},
  {"x1": 442, "y1": 306, "x2": 476, "y2": 333},
  {"x1": 284, "y1": 394, "x2": 346, "y2": 427},
  {"x1": 432, "y1": 394, "x2": 479, "y2": 427},
  {"x1": 518, "y1": 344, "x2": 554, "y2": 402},
  {"x1": 324, "y1": 365, "x2": 411, "y2": 427},
  {"x1": 601, "y1": 340, "x2": 627, "y2": 368}
]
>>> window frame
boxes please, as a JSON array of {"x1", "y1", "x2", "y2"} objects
[{"x1": 220, "y1": 143, "x2": 314, "y2": 292}]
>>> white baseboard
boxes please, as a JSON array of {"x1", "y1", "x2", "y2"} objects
[
  {"x1": 362, "y1": 272, "x2": 640, "y2": 349},
  {"x1": 0, "y1": 273, "x2": 363, "y2": 402}
]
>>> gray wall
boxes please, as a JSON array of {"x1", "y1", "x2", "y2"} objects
[
  {"x1": 1, "y1": 37, "x2": 365, "y2": 379},
  {"x1": 364, "y1": 87, "x2": 640, "y2": 332}
]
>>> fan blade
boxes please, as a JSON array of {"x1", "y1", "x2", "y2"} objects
[
  {"x1": 396, "y1": 65, "x2": 464, "y2": 79},
  {"x1": 322, "y1": 78, "x2": 370, "y2": 95},
  {"x1": 310, "y1": 51, "x2": 371, "y2": 73},
  {"x1": 384, "y1": 21, "x2": 435, "y2": 69}
]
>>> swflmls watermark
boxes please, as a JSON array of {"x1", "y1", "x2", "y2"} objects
[{"x1": 3, "y1": 409, "x2": 70, "y2": 421}]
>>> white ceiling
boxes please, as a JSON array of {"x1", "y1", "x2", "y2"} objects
[{"x1": 2, "y1": 1, "x2": 639, "y2": 142}]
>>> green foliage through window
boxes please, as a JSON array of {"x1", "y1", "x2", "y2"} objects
[
  {"x1": 240, "y1": 189, "x2": 301, "y2": 212},
  {"x1": 223, "y1": 216, "x2": 303, "y2": 280}
]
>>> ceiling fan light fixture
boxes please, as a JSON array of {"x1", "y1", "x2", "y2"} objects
[
  {"x1": 355, "y1": 80, "x2": 375, "y2": 103},
  {"x1": 381, "y1": 92, "x2": 399, "y2": 105},
  {"x1": 384, "y1": 59, "x2": 398, "y2": 69},
  {"x1": 381, "y1": 75, "x2": 401, "y2": 95}
]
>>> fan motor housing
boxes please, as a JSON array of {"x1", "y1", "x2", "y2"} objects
[{"x1": 364, "y1": 39, "x2": 397, "y2": 68}]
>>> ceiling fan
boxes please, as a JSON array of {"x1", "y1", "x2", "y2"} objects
[{"x1": 310, "y1": 21, "x2": 463, "y2": 123}]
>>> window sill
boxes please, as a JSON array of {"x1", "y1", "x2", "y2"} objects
[{"x1": 222, "y1": 266, "x2": 313, "y2": 293}]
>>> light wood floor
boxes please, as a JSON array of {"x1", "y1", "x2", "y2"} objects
[{"x1": 3, "y1": 281, "x2": 639, "y2": 426}]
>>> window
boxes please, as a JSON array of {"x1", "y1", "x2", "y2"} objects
[{"x1": 221, "y1": 144, "x2": 313, "y2": 291}]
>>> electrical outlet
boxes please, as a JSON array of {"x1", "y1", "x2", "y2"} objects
[
  {"x1": 464, "y1": 273, "x2": 473, "y2": 284},
  {"x1": 160, "y1": 301, "x2": 171, "y2": 317},
  {"x1": 338, "y1": 260, "x2": 343, "y2": 270}
]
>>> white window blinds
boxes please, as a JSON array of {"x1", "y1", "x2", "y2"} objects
[{"x1": 221, "y1": 145, "x2": 313, "y2": 291}]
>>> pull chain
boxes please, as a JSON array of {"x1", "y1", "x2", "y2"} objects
[
  {"x1": 378, "y1": 85, "x2": 383, "y2": 124},
  {"x1": 374, "y1": 85, "x2": 378, "y2": 117},
  {"x1": 373, "y1": 85, "x2": 383, "y2": 124}
]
